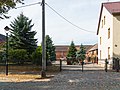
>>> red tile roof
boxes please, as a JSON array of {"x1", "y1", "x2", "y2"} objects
[
  {"x1": 104, "y1": 2, "x2": 120, "y2": 14},
  {"x1": 55, "y1": 45, "x2": 93, "y2": 52},
  {"x1": 97, "y1": 1, "x2": 120, "y2": 35},
  {"x1": 88, "y1": 44, "x2": 98, "y2": 52}
]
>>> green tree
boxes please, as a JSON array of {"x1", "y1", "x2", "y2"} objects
[
  {"x1": 0, "y1": 42, "x2": 5, "y2": 51},
  {"x1": 31, "y1": 46, "x2": 42, "y2": 65},
  {"x1": 67, "y1": 41, "x2": 77, "y2": 58},
  {"x1": 9, "y1": 13, "x2": 37, "y2": 54},
  {"x1": 9, "y1": 49, "x2": 28, "y2": 65},
  {"x1": 46, "y1": 35, "x2": 56, "y2": 61},
  {"x1": 0, "y1": 0, "x2": 24, "y2": 19},
  {"x1": 76, "y1": 44, "x2": 86, "y2": 62}
]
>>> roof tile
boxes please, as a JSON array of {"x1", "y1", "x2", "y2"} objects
[{"x1": 103, "y1": 2, "x2": 120, "y2": 14}]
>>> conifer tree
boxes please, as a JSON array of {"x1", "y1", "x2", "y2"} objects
[
  {"x1": 76, "y1": 44, "x2": 86, "y2": 61},
  {"x1": 9, "y1": 13, "x2": 37, "y2": 54},
  {"x1": 67, "y1": 41, "x2": 77, "y2": 58},
  {"x1": 46, "y1": 35, "x2": 56, "y2": 61}
]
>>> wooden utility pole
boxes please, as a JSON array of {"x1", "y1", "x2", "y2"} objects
[{"x1": 41, "y1": 0, "x2": 46, "y2": 78}]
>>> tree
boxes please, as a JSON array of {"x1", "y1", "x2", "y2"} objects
[
  {"x1": 31, "y1": 46, "x2": 42, "y2": 65},
  {"x1": 8, "y1": 49, "x2": 28, "y2": 65},
  {"x1": 9, "y1": 13, "x2": 37, "y2": 54},
  {"x1": 76, "y1": 44, "x2": 86, "y2": 62},
  {"x1": 67, "y1": 41, "x2": 77, "y2": 58},
  {"x1": 67, "y1": 41, "x2": 77, "y2": 64},
  {"x1": 0, "y1": 0, "x2": 24, "y2": 19},
  {"x1": 46, "y1": 35, "x2": 56, "y2": 61}
]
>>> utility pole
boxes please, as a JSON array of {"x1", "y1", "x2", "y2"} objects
[{"x1": 41, "y1": 0, "x2": 46, "y2": 78}]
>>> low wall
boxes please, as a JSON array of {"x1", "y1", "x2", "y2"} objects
[{"x1": 98, "y1": 59, "x2": 113, "y2": 70}]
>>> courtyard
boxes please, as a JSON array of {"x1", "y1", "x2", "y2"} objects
[{"x1": 0, "y1": 64, "x2": 120, "y2": 90}]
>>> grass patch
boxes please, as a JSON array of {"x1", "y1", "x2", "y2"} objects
[
  {"x1": 0, "y1": 74, "x2": 51, "y2": 82},
  {"x1": 0, "y1": 65, "x2": 60, "y2": 82},
  {"x1": 0, "y1": 64, "x2": 60, "y2": 74}
]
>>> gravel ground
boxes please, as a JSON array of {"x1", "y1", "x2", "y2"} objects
[{"x1": 1, "y1": 64, "x2": 120, "y2": 90}]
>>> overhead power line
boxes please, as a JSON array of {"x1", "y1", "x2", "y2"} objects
[
  {"x1": 14, "y1": 2, "x2": 95, "y2": 33},
  {"x1": 46, "y1": 3, "x2": 95, "y2": 33},
  {"x1": 15, "y1": 2, "x2": 42, "y2": 9}
]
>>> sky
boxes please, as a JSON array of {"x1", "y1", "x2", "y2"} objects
[{"x1": 0, "y1": 0, "x2": 119, "y2": 45}]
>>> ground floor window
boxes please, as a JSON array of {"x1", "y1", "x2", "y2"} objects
[{"x1": 108, "y1": 47, "x2": 110, "y2": 59}]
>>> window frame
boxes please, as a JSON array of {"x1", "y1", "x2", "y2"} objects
[
  {"x1": 100, "y1": 50, "x2": 101, "y2": 59},
  {"x1": 108, "y1": 47, "x2": 110, "y2": 59},
  {"x1": 104, "y1": 16, "x2": 106, "y2": 25},
  {"x1": 108, "y1": 28, "x2": 110, "y2": 39},
  {"x1": 100, "y1": 37, "x2": 102, "y2": 45},
  {"x1": 102, "y1": 20, "x2": 103, "y2": 28}
]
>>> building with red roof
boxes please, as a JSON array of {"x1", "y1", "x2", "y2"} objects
[{"x1": 97, "y1": 1, "x2": 120, "y2": 69}]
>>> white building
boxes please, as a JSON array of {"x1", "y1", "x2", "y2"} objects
[{"x1": 97, "y1": 1, "x2": 120, "y2": 69}]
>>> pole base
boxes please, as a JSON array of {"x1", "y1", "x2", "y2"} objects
[{"x1": 41, "y1": 70, "x2": 46, "y2": 78}]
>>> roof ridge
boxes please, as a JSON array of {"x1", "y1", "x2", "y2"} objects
[{"x1": 103, "y1": 1, "x2": 120, "y2": 4}]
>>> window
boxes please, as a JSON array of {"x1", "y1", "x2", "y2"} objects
[
  {"x1": 100, "y1": 50, "x2": 101, "y2": 59},
  {"x1": 92, "y1": 51, "x2": 94, "y2": 55},
  {"x1": 108, "y1": 28, "x2": 110, "y2": 39},
  {"x1": 108, "y1": 47, "x2": 110, "y2": 59},
  {"x1": 100, "y1": 37, "x2": 101, "y2": 45},
  {"x1": 102, "y1": 20, "x2": 103, "y2": 28},
  {"x1": 104, "y1": 16, "x2": 106, "y2": 25},
  {"x1": 96, "y1": 50, "x2": 98, "y2": 55}
]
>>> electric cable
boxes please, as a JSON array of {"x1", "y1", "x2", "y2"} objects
[
  {"x1": 15, "y1": 2, "x2": 42, "y2": 9},
  {"x1": 14, "y1": 2, "x2": 96, "y2": 33},
  {"x1": 46, "y1": 3, "x2": 96, "y2": 33}
]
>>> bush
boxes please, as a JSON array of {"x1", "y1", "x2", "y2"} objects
[
  {"x1": 0, "y1": 51, "x2": 5, "y2": 63},
  {"x1": 31, "y1": 46, "x2": 42, "y2": 65},
  {"x1": 9, "y1": 49, "x2": 28, "y2": 65},
  {"x1": 67, "y1": 57, "x2": 77, "y2": 65}
]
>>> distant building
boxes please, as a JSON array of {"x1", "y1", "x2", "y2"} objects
[
  {"x1": 55, "y1": 45, "x2": 92, "y2": 61},
  {"x1": 0, "y1": 34, "x2": 5, "y2": 43},
  {"x1": 0, "y1": 34, "x2": 5, "y2": 51},
  {"x1": 86, "y1": 44, "x2": 98, "y2": 63},
  {"x1": 97, "y1": 1, "x2": 120, "y2": 68}
]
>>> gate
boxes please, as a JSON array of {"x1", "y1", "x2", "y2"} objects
[
  {"x1": 59, "y1": 59, "x2": 104, "y2": 72},
  {"x1": 56, "y1": 58, "x2": 120, "y2": 72},
  {"x1": 113, "y1": 58, "x2": 120, "y2": 72}
]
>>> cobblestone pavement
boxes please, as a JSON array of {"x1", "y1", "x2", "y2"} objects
[{"x1": 1, "y1": 64, "x2": 120, "y2": 90}]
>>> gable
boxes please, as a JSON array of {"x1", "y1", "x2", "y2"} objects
[{"x1": 97, "y1": 1, "x2": 120, "y2": 35}]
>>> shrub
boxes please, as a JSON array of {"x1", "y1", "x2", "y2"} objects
[
  {"x1": 9, "y1": 49, "x2": 28, "y2": 65},
  {"x1": 31, "y1": 46, "x2": 42, "y2": 65},
  {"x1": 0, "y1": 51, "x2": 5, "y2": 63}
]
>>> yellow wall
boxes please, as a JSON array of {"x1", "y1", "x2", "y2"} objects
[{"x1": 113, "y1": 15, "x2": 120, "y2": 58}]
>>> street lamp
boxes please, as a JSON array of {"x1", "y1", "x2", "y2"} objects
[{"x1": 4, "y1": 26, "x2": 10, "y2": 76}]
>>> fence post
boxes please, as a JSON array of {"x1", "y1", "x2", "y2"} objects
[
  {"x1": 81, "y1": 61, "x2": 84, "y2": 72},
  {"x1": 105, "y1": 58, "x2": 108, "y2": 72},
  {"x1": 116, "y1": 58, "x2": 119, "y2": 72},
  {"x1": 60, "y1": 59, "x2": 62, "y2": 72}
]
